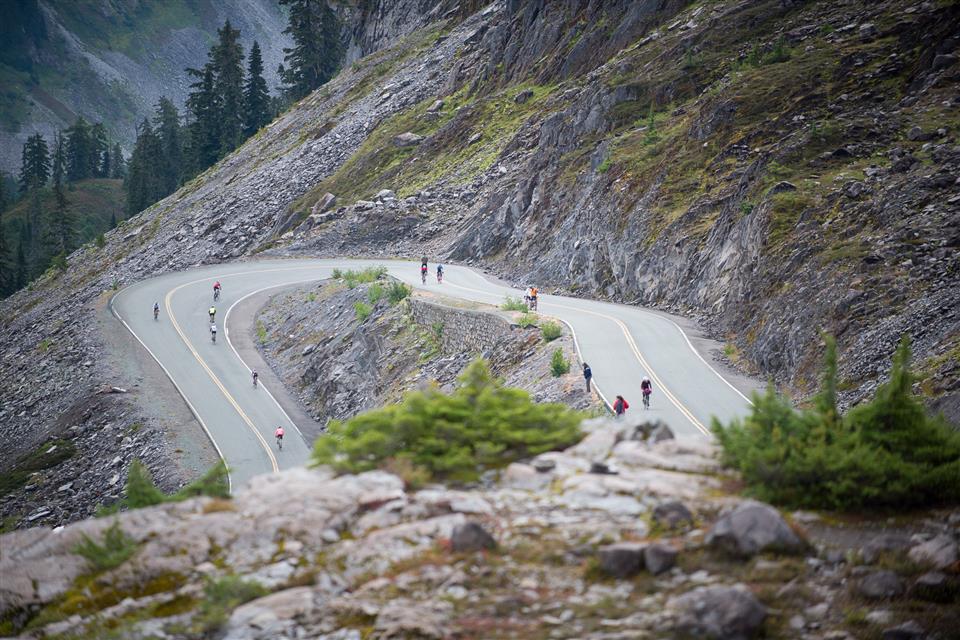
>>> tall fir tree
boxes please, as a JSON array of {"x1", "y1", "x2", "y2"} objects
[
  {"x1": 47, "y1": 132, "x2": 75, "y2": 257},
  {"x1": 90, "y1": 122, "x2": 109, "y2": 177},
  {"x1": 65, "y1": 116, "x2": 93, "y2": 181},
  {"x1": 110, "y1": 143, "x2": 126, "y2": 179},
  {"x1": 0, "y1": 208, "x2": 12, "y2": 296},
  {"x1": 125, "y1": 119, "x2": 163, "y2": 216},
  {"x1": 185, "y1": 64, "x2": 221, "y2": 175},
  {"x1": 242, "y1": 41, "x2": 271, "y2": 137},
  {"x1": 279, "y1": 0, "x2": 344, "y2": 101},
  {"x1": 212, "y1": 21, "x2": 245, "y2": 156},
  {"x1": 154, "y1": 97, "x2": 183, "y2": 195},
  {"x1": 18, "y1": 133, "x2": 50, "y2": 193}
]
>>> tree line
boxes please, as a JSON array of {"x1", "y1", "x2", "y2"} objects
[{"x1": 1, "y1": 0, "x2": 345, "y2": 298}]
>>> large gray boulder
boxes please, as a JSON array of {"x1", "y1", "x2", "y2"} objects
[
  {"x1": 861, "y1": 534, "x2": 911, "y2": 564},
  {"x1": 652, "y1": 500, "x2": 694, "y2": 531},
  {"x1": 857, "y1": 570, "x2": 906, "y2": 599},
  {"x1": 598, "y1": 542, "x2": 645, "y2": 578},
  {"x1": 643, "y1": 543, "x2": 678, "y2": 575},
  {"x1": 393, "y1": 132, "x2": 424, "y2": 147},
  {"x1": 706, "y1": 500, "x2": 805, "y2": 557},
  {"x1": 669, "y1": 584, "x2": 767, "y2": 640},
  {"x1": 907, "y1": 534, "x2": 957, "y2": 570},
  {"x1": 450, "y1": 521, "x2": 496, "y2": 552}
]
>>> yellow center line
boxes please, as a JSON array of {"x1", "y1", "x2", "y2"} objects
[{"x1": 165, "y1": 282, "x2": 279, "y2": 472}]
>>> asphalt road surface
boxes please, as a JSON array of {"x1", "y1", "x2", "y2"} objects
[{"x1": 111, "y1": 259, "x2": 758, "y2": 490}]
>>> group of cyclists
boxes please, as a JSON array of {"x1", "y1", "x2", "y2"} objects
[{"x1": 148, "y1": 262, "x2": 657, "y2": 455}]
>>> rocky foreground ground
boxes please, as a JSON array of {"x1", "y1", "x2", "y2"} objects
[{"x1": 2, "y1": 418, "x2": 957, "y2": 640}]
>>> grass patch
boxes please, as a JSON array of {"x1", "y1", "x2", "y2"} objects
[
  {"x1": 501, "y1": 296, "x2": 528, "y2": 311},
  {"x1": 256, "y1": 321, "x2": 267, "y2": 344},
  {"x1": 313, "y1": 359, "x2": 583, "y2": 483},
  {"x1": 192, "y1": 576, "x2": 268, "y2": 634},
  {"x1": 517, "y1": 313, "x2": 537, "y2": 328},
  {"x1": 354, "y1": 301, "x2": 373, "y2": 321},
  {"x1": 367, "y1": 282, "x2": 385, "y2": 304},
  {"x1": 541, "y1": 321, "x2": 562, "y2": 342},
  {"x1": 0, "y1": 439, "x2": 77, "y2": 496},
  {"x1": 336, "y1": 266, "x2": 387, "y2": 288},
  {"x1": 767, "y1": 191, "x2": 815, "y2": 246},
  {"x1": 73, "y1": 521, "x2": 138, "y2": 573}
]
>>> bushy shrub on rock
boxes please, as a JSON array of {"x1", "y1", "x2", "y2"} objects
[
  {"x1": 714, "y1": 336, "x2": 960, "y2": 510},
  {"x1": 313, "y1": 359, "x2": 583, "y2": 482}
]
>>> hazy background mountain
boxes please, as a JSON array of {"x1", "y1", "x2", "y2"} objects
[{"x1": 0, "y1": 0, "x2": 291, "y2": 174}]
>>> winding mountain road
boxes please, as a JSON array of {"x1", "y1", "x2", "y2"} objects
[{"x1": 110, "y1": 259, "x2": 758, "y2": 489}]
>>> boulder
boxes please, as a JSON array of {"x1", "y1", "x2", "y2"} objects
[
  {"x1": 669, "y1": 584, "x2": 767, "y2": 640},
  {"x1": 393, "y1": 132, "x2": 424, "y2": 147},
  {"x1": 706, "y1": 500, "x2": 805, "y2": 557},
  {"x1": 643, "y1": 543, "x2": 678, "y2": 575},
  {"x1": 450, "y1": 521, "x2": 496, "y2": 552},
  {"x1": 598, "y1": 542, "x2": 645, "y2": 578},
  {"x1": 514, "y1": 89, "x2": 534, "y2": 104},
  {"x1": 881, "y1": 620, "x2": 924, "y2": 640},
  {"x1": 374, "y1": 598, "x2": 452, "y2": 639},
  {"x1": 768, "y1": 181, "x2": 797, "y2": 194},
  {"x1": 375, "y1": 189, "x2": 396, "y2": 201},
  {"x1": 427, "y1": 99, "x2": 444, "y2": 112},
  {"x1": 310, "y1": 192, "x2": 337, "y2": 215},
  {"x1": 652, "y1": 501, "x2": 694, "y2": 531},
  {"x1": 907, "y1": 534, "x2": 957, "y2": 569},
  {"x1": 933, "y1": 53, "x2": 958, "y2": 70},
  {"x1": 910, "y1": 571, "x2": 957, "y2": 603},
  {"x1": 857, "y1": 570, "x2": 905, "y2": 599},
  {"x1": 861, "y1": 534, "x2": 911, "y2": 564},
  {"x1": 859, "y1": 23, "x2": 878, "y2": 40}
]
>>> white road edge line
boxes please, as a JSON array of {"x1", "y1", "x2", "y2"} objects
[{"x1": 109, "y1": 287, "x2": 233, "y2": 493}]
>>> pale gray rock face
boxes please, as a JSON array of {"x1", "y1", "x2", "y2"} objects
[
  {"x1": 668, "y1": 584, "x2": 767, "y2": 640},
  {"x1": 857, "y1": 570, "x2": 906, "y2": 600},
  {"x1": 706, "y1": 500, "x2": 805, "y2": 557},
  {"x1": 907, "y1": 534, "x2": 958, "y2": 569}
]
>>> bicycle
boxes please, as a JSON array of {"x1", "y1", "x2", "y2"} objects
[
  {"x1": 214, "y1": 288, "x2": 220, "y2": 301},
  {"x1": 421, "y1": 270, "x2": 427, "y2": 284},
  {"x1": 276, "y1": 434, "x2": 283, "y2": 450},
  {"x1": 210, "y1": 326, "x2": 217, "y2": 344},
  {"x1": 437, "y1": 271, "x2": 443, "y2": 283},
  {"x1": 642, "y1": 391, "x2": 651, "y2": 409},
  {"x1": 252, "y1": 372, "x2": 259, "y2": 388},
  {"x1": 153, "y1": 307, "x2": 159, "y2": 321}
]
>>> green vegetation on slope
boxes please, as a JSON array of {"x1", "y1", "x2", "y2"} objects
[
  {"x1": 0, "y1": 438, "x2": 76, "y2": 496},
  {"x1": 714, "y1": 336, "x2": 960, "y2": 510},
  {"x1": 313, "y1": 359, "x2": 583, "y2": 483}
]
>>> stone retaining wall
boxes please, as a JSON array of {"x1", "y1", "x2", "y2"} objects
[{"x1": 409, "y1": 299, "x2": 517, "y2": 354}]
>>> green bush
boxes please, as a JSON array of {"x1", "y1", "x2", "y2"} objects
[
  {"x1": 367, "y1": 282, "x2": 385, "y2": 304},
  {"x1": 541, "y1": 321, "x2": 562, "y2": 342},
  {"x1": 501, "y1": 296, "x2": 528, "y2": 311},
  {"x1": 51, "y1": 252, "x2": 68, "y2": 272},
  {"x1": 354, "y1": 301, "x2": 372, "y2": 321},
  {"x1": 338, "y1": 266, "x2": 387, "y2": 288},
  {"x1": 105, "y1": 460, "x2": 230, "y2": 516},
  {"x1": 312, "y1": 359, "x2": 583, "y2": 483},
  {"x1": 550, "y1": 349, "x2": 570, "y2": 377},
  {"x1": 387, "y1": 280, "x2": 411, "y2": 304},
  {"x1": 95, "y1": 233, "x2": 106, "y2": 248},
  {"x1": 714, "y1": 336, "x2": 960, "y2": 510},
  {"x1": 74, "y1": 521, "x2": 138, "y2": 573},
  {"x1": 195, "y1": 576, "x2": 268, "y2": 632},
  {"x1": 172, "y1": 461, "x2": 230, "y2": 500},
  {"x1": 331, "y1": 268, "x2": 343, "y2": 279},
  {"x1": 125, "y1": 460, "x2": 166, "y2": 508},
  {"x1": 517, "y1": 313, "x2": 537, "y2": 328}
]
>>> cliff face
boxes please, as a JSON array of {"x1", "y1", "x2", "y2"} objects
[{"x1": 0, "y1": 0, "x2": 290, "y2": 173}]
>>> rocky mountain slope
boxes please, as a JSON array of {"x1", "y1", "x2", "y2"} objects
[
  {"x1": 0, "y1": 0, "x2": 958, "y2": 531},
  {"x1": 0, "y1": 0, "x2": 290, "y2": 173},
  {"x1": 2, "y1": 420, "x2": 958, "y2": 639}
]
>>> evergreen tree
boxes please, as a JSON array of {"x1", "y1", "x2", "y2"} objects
[
  {"x1": 212, "y1": 21, "x2": 245, "y2": 156},
  {"x1": 279, "y1": 0, "x2": 344, "y2": 101},
  {"x1": 185, "y1": 64, "x2": 221, "y2": 174},
  {"x1": 0, "y1": 171, "x2": 8, "y2": 212},
  {"x1": 18, "y1": 133, "x2": 50, "y2": 193},
  {"x1": 153, "y1": 97, "x2": 183, "y2": 195},
  {"x1": 65, "y1": 116, "x2": 93, "y2": 181},
  {"x1": 242, "y1": 41, "x2": 271, "y2": 137},
  {"x1": 100, "y1": 144, "x2": 112, "y2": 179},
  {"x1": 0, "y1": 208, "x2": 12, "y2": 296},
  {"x1": 125, "y1": 119, "x2": 163, "y2": 216},
  {"x1": 47, "y1": 132, "x2": 75, "y2": 256},
  {"x1": 90, "y1": 122, "x2": 109, "y2": 177},
  {"x1": 110, "y1": 143, "x2": 126, "y2": 179},
  {"x1": 15, "y1": 240, "x2": 27, "y2": 289}
]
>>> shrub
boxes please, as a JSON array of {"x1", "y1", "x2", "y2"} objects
[
  {"x1": 517, "y1": 313, "x2": 537, "y2": 328},
  {"x1": 51, "y1": 252, "x2": 68, "y2": 272},
  {"x1": 541, "y1": 321, "x2": 562, "y2": 342},
  {"x1": 107, "y1": 460, "x2": 229, "y2": 515},
  {"x1": 95, "y1": 233, "x2": 106, "y2": 248},
  {"x1": 354, "y1": 301, "x2": 372, "y2": 321},
  {"x1": 312, "y1": 359, "x2": 583, "y2": 482},
  {"x1": 550, "y1": 349, "x2": 570, "y2": 377},
  {"x1": 339, "y1": 266, "x2": 387, "y2": 288},
  {"x1": 125, "y1": 460, "x2": 166, "y2": 508},
  {"x1": 74, "y1": 521, "x2": 138, "y2": 572},
  {"x1": 173, "y1": 461, "x2": 230, "y2": 500},
  {"x1": 331, "y1": 268, "x2": 343, "y2": 279},
  {"x1": 387, "y1": 280, "x2": 411, "y2": 304},
  {"x1": 714, "y1": 336, "x2": 960, "y2": 510},
  {"x1": 195, "y1": 576, "x2": 268, "y2": 632},
  {"x1": 367, "y1": 282, "x2": 384, "y2": 304},
  {"x1": 256, "y1": 321, "x2": 267, "y2": 344},
  {"x1": 501, "y1": 296, "x2": 528, "y2": 311}
]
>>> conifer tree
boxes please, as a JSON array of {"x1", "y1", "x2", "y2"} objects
[
  {"x1": 212, "y1": 21, "x2": 245, "y2": 156},
  {"x1": 47, "y1": 132, "x2": 75, "y2": 256},
  {"x1": 0, "y1": 208, "x2": 12, "y2": 296},
  {"x1": 100, "y1": 144, "x2": 112, "y2": 179},
  {"x1": 185, "y1": 64, "x2": 221, "y2": 174},
  {"x1": 15, "y1": 240, "x2": 27, "y2": 289},
  {"x1": 110, "y1": 143, "x2": 126, "y2": 179},
  {"x1": 242, "y1": 41, "x2": 271, "y2": 137},
  {"x1": 18, "y1": 133, "x2": 50, "y2": 193},
  {"x1": 279, "y1": 0, "x2": 344, "y2": 101},
  {"x1": 65, "y1": 116, "x2": 93, "y2": 181},
  {"x1": 125, "y1": 119, "x2": 163, "y2": 216},
  {"x1": 90, "y1": 122, "x2": 108, "y2": 177},
  {"x1": 154, "y1": 97, "x2": 183, "y2": 195}
]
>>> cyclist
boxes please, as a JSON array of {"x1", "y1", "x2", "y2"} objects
[
  {"x1": 209, "y1": 306, "x2": 216, "y2": 323},
  {"x1": 613, "y1": 395, "x2": 629, "y2": 418},
  {"x1": 275, "y1": 426, "x2": 284, "y2": 450},
  {"x1": 530, "y1": 286, "x2": 538, "y2": 311},
  {"x1": 641, "y1": 377, "x2": 653, "y2": 409},
  {"x1": 213, "y1": 281, "x2": 221, "y2": 301},
  {"x1": 436, "y1": 264, "x2": 444, "y2": 283},
  {"x1": 524, "y1": 286, "x2": 533, "y2": 308},
  {"x1": 153, "y1": 302, "x2": 159, "y2": 321},
  {"x1": 420, "y1": 262, "x2": 428, "y2": 284},
  {"x1": 209, "y1": 322, "x2": 217, "y2": 343},
  {"x1": 252, "y1": 370, "x2": 259, "y2": 387}
]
